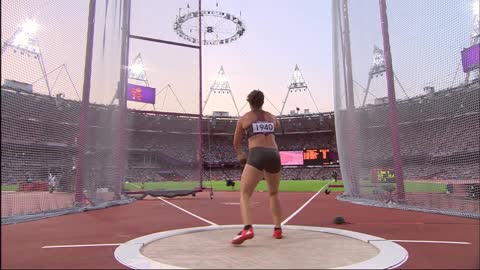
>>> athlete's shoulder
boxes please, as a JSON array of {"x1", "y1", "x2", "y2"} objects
[
  {"x1": 241, "y1": 111, "x2": 256, "y2": 120},
  {"x1": 237, "y1": 112, "x2": 251, "y2": 127},
  {"x1": 263, "y1": 110, "x2": 276, "y2": 120}
]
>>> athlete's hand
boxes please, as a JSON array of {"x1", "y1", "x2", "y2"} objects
[{"x1": 237, "y1": 152, "x2": 247, "y2": 166}]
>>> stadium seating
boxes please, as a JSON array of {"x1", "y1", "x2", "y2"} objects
[{"x1": 1, "y1": 81, "x2": 478, "y2": 185}]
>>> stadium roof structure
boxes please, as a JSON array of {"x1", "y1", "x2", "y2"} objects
[
  {"x1": 137, "y1": 83, "x2": 187, "y2": 113},
  {"x1": 173, "y1": 4, "x2": 246, "y2": 46}
]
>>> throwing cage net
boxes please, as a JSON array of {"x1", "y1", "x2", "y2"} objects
[
  {"x1": 1, "y1": 0, "x2": 134, "y2": 224},
  {"x1": 332, "y1": 0, "x2": 479, "y2": 218},
  {"x1": 122, "y1": 0, "x2": 206, "y2": 200}
]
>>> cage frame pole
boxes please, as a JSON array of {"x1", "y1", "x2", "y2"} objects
[
  {"x1": 113, "y1": 0, "x2": 132, "y2": 198},
  {"x1": 340, "y1": 0, "x2": 360, "y2": 196},
  {"x1": 342, "y1": 0, "x2": 355, "y2": 111},
  {"x1": 198, "y1": 0, "x2": 204, "y2": 189},
  {"x1": 379, "y1": 0, "x2": 406, "y2": 201},
  {"x1": 74, "y1": 0, "x2": 97, "y2": 205}
]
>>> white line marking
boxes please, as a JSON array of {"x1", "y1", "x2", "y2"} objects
[
  {"x1": 156, "y1": 197, "x2": 218, "y2": 226},
  {"x1": 357, "y1": 222, "x2": 425, "y2": 225},
  {"x1": 281, "y1": 180, "x2": 333, "y2": 226},
  {"x1": 370, "y1": 239, "x2": 471, "y2": 245},
  {"x1": 221, "y1": 202, "x2": 259, "y2": 206},
  {"x1": 42, "y1": 243, "x2": 122, "y2": 249}
]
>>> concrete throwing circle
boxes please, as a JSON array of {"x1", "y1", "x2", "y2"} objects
[{"x1": 115, "y1": 225, "x2": 408, "y2": 269}]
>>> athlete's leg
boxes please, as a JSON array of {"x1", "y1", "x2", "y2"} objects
[
  {"x1": 239, "y1": 164, "x2": 263, "y2": 226},
  {"x1": 264, "y1": 170, "x2": 282, "y2": 228},
  {"x1": 231, "y1": 164, "x2": 263, "y2": 244}
]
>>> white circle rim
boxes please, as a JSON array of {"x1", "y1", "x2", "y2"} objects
[{"x1": 114, "y1": 224, "x2": 408, "y2": 269}]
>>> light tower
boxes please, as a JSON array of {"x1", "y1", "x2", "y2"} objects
[
  {"x1": 128, "y1": 53, "x2": 185, "y2": 112},
  {"x1": 280, "y1": 65, "x2": 319, "y2": 115},
  {"x1": 127, "y1": 53, "x2": 155, "y2": 110},
  {"x1": 361, "y1": 45, "x2": 408, "y2": 107},
  {"x1": 128, "y1": 53, "x2": 150, "y2": 86},
  {"x1": 203, "y1": 66, "x2": 240, "y2": 116},
  {"x1": 1, "y1": 18, "x2": 51, "y2": 96}
]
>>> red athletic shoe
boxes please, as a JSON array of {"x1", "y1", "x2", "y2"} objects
[
  {"x1": 231, "y1": 228, "x2": 254, "y2": 245},
  {"x1": 273, "y1": 228, "x2": 283, "y2": 239}
]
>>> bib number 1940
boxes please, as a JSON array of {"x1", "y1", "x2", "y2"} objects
[{"x1": 252, "y1": 122, "x2": 274, "y2": 133}]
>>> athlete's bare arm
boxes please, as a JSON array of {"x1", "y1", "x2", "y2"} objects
[
  {"x1": 233, "y1": 116, "x2": 247, "y2": 163},
  {"x1": 272, "y1": 114, "x2": 280, "y2": 129}
]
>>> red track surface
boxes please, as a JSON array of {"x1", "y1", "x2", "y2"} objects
[{"x1": 2, "y1": 191, "x2": 479, "y2": 269}]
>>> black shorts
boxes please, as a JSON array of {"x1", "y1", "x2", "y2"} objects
[{"x1": 246, "y1": 147, "x2": 281, "y2": 173}]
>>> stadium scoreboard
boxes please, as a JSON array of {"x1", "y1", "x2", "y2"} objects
[
  {"x1": 303, "y1": 148, "x2": 337, "y2": 165},
  {"x1": 279, "y1": 148, "x2": 339, "y2": 166}
]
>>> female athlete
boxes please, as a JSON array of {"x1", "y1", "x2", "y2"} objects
[{"x1": 231, "y1": 89, "x2": 283, "y2": 245}]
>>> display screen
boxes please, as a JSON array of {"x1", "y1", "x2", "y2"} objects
[
  {"x1": 127, "y1": 83, "x2": 156, "y2": 104},
  {"x1": 303, "y1": 148, "x2": 338, "y2": 165},
  {"x1": 461, "y1": 43, "x2": 480, "y2": 73},
  {"x1": 279, "y1": 151, "x2": 304, "y2": 165}
]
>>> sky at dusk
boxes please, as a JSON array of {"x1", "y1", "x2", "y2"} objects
[{"x1": 1, "y1": 0, "x2": 477, "y2": 116}]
